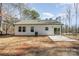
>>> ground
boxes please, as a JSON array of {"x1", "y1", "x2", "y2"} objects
[
  {"x1": 0, "y1": 35, "x2": 79, "y2": 56},
  {"x1": 49, "y1": 35, "x2": 77, "y2": 41},
  {"x1": 64, "y1": 34, "x2": 79, "y2": 40}
]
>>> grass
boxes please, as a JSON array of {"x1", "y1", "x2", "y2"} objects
[
  {"x1": 0, "y1": 35, "x2": 79, "y2": 56},
  {"x1": 64, "y1": 34, "x2": 79, "y2": 40}
]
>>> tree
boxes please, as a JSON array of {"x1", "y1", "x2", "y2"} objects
[
  {"x1": 66, "y1": 7, "x2": 71, "y2": 34},
  {"x1": 0, "y1": 3, "x2": 2, "y2": 34},
  {"x1": 2, "y1": 3, "x2": 21, "y2": 34},
  {"x1": 1, "y1": 3, "x2": 39, "y2": 34},
  {"x1": 23, "y1": 8, "x2": 40, "y2": 19},
  {"x1": 23, "y1": 8, "x2": 31, "y2": 19},
  {"x1": 31, "y1": 10, "x2": 40, "y2": 19},
  {"x1": 2, "y1": 3, "x2": 29, "y2": 34},
  {"x1": 10, "y1": 3, "x2": 28, "y2": 19},
  {"x1": 74, "y1": 3, "x2": 78, "y2": 36},
  {"x1": 2, "y1": 13, "x2": 15, "y2": 34}
]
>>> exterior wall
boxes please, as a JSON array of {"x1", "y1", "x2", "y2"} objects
[{"x1": 14, "y1": 24, "x2": 61, "y2": 35}]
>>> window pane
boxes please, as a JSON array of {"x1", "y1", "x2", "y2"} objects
[
  {"x1": 18, "y1": 27, "x2": 21, "y2": 32},
  {"x1": 23, "y1": 27, "x2": 26, "y2": 32},
  {"x1": 45, "y1": 27, "x2": 49, "y2": 31},
  {"x1": 31, "y1": 27, "x2": 34, "y2": 32}
]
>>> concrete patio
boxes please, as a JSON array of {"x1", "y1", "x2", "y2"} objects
[{"x1": 49, "y1": 35, "x2": 77, "y2": 41}]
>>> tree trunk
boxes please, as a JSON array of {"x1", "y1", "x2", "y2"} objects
[
  {"x1": 0, "y1": 3, "x2": 2, "y2": 35},
  {"x1": 74, "y1": 3, "x2": 78, "y2": 36}
]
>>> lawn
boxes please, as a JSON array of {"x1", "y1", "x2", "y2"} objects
[
  {"x1": 0, "y1": 35, "x2": 79, "y2": 56},
  {"x1": 64, "y1": 34, "x2": 79, "y2": 40}
]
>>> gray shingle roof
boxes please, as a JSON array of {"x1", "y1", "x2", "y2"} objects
[{"x1": 14, "y1": 20, "x2": 63, "y2": 25}]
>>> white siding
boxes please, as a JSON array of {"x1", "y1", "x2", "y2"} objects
[{"x1": 14, "y1": 24, "x2": 61, "y2": 35}]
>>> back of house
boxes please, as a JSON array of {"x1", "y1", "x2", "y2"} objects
[{"x1": 14, "y1": 20, "x2": 63, "y2": 36}]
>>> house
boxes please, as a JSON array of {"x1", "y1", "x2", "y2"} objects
[{"x1": 14, "y1": 20, "x2": 63, "y2": 35}]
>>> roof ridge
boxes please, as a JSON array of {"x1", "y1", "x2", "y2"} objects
[{"x1": 14, "y1": 19, "x2": 63, "y2": 25}]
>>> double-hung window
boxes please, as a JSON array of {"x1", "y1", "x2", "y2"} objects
[
  {"x1": 31, "y1": 27, "x2": 34, "y2": 32},
  {"x1": 18, "y1": 26, "x2": 26, "y2": 32}
]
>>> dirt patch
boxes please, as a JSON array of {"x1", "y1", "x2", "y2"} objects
[{"x1": 0, "y1": 35, "x2": 79, "y2": 56}]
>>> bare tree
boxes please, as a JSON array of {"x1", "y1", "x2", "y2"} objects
[
  {"x1": 0, "y1": 3, "x2": 2, "y2": 34},
  {"x1": 2, "y1": 3, "x2": 20, "y2": 34},
  {"x1": 66, "y1": 7, "x2": 71, "y2": 35},
  {"x1": 74, "y1": 3, "x2": 78, "y2": 36},
  {"x1": 2, "y1": 3, "x2": 29, "y2": 34},
  {"x1": 10, "y1": 3, "x2": 28, "y2": 20}
]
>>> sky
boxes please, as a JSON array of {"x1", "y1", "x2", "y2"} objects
[
  {"x1": 28, "y1": 3, "x2": 70, "y2": 19},
  {"x1": 27, "y1": 3, "x2": 79, "y2": 26},
  {"x1": 3, "y1": 3, "x2": 79, "y2": 26}
]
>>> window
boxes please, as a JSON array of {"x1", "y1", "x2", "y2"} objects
[
  {"x1": 18, "y1": 27, "x2": 21, "y2": 32},
  {"x1": 18, "y1": 26, "x2": 26, "y2": 32},
  {"x1": 31, "y1": 27, "x2": 34, "y2": 32},
  {"x1": 45, "y1": 27, "x2": 49, "y2": 31},
  {"x1": 23, "y1": 27, "x2": 26, "y2": 32}
]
